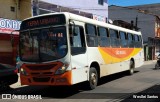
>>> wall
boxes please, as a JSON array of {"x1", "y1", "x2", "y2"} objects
[
  {"x1": 19, "y1": 0, "x2": 32, "y2": 20},
  {"x1": 0, "y1": 0, "x2": 17, "y2": 19},
  {"x1": 0, "y1": 0, "x2": 32, "y2": 20}
]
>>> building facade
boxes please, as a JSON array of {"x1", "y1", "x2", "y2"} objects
[
  {"x1": 0, "y1": 0, "x2": 32, "y2": 20},
  {"x1": 0, "y1": 0, "x2": 32, "y2": 65},
  {"x1": 33, "y1": 0, "x2": 108, "y2": 22},
  {"x1": 109, "y1": 5, "x2": 160, "y2": 60},
  {"x1": 0, "y1": 0, "x2": 32, "y2": 41}
]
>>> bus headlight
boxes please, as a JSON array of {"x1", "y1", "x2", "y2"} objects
[
  {"x1": 55, "y1": 64, "x2": 69, "y2": 75},
  {"x1": 20, "y1": 68, "x2": 28, "y2": 76}
]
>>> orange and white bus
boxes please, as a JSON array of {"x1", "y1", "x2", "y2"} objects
[{"x1": 19, "y1": 12, "x2": 144, "y2": 89}]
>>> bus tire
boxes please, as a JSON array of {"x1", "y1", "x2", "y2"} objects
[
  {"x1": 87, "y1": 67, "x2": 98, "y2": 90},
  {"x1": 155, "y1": 63, "x2": 159, "y2": 70},
  {"x1": 128, "y1": 60, "x2": 134, "y2": 75}
]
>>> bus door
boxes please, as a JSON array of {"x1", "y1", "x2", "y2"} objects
[{"x1": 69, "y1": 23, "x2": 88, "y2": 84}]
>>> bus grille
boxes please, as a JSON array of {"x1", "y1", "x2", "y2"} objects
[
  {"x1": 33, "y1": 77, "x2": 50, "y2": 82},
  {"x1": 31, "y1": 72, "x2": 53, "y2": 75},
  {"x1": 26, "y1": 64, "x2": 57, "y2": 70}
]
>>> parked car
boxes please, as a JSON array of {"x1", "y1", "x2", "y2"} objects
[{"x1": 0, "y1": 63, "x2": 18, "y2": 90}]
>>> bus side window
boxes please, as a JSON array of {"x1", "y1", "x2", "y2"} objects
[
  {"x1": 128, "y1": 33, "x2": 134, "y2": 48},
  {"x1": 119, "y1": 31, "x2": 128, "y2": 48},
  {"x1": 109, "y1": 29, "x2": 119, "y2": 48},
  {"x1": 85, "y1": 24, "x2": 98, "y2": 47},
  {"x1": 132, "y1": 34, "x2": 135, "y2": 48},
  {"x1": 134, "y1": 34, "x2": 139, "y2": 48},
  {"x1": 98, "y1": 27, "x2": 110, "y2": 47},
  {"x1": 138, "y1": 35, "x2": 143, "y2": 48},
  {"x1": 70, "y1": 26, "x2": 86, "y2": 55}
]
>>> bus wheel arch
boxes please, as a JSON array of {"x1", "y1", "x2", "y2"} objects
[
  {"x1": 128, "y1": 58, "x2": 135, "y2": 75},
  {"x1": 90, "y1": 62, "x2": 100, "y2": 79},
  {"x1": 87, "y1": 62, "x2": 100, "y2": 90}
]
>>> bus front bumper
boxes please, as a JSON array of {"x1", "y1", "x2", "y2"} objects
[{"x1": 20, "y1": 71, "x2": 72, "y2": 86}]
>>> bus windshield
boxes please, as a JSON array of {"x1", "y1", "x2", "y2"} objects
[{"x1": 20, "y1": 26, "x2": 67, "y2": 62}]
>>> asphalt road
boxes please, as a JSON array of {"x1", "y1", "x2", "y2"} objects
[{"x1": 1, "y1": 60, "x2": 160, "y2": 102}]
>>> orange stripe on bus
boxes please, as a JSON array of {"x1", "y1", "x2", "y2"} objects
[
  {"x1": 99, "y1": 47, "x2": 134, "y2": 58},
  {"x1": 98, "y1": 47, "x2": 142, "y2": 64}
]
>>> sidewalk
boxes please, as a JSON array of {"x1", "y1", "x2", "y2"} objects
[
  {"x1": 10, "y1": 73, "x2": 22, "y2": 89},
  {"x1": 144, "y1": 60, "x2": 156, "y2": 65}
]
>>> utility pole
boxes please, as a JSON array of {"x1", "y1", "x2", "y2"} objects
[{"x1": 32, "y1": 0, "x2": 39, "y2": 16}]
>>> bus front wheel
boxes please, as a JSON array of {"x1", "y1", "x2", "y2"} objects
[
  {"x1": 88, "y1": 67, "x2": 98, "y2": 90},
  {"x1": 128, "y1": 60, "x2": 135, "y2": 75}
]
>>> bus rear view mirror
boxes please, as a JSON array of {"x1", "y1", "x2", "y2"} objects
[
  {"x1": 69, "y1": 20, "x2": 77, "y2": 36},
  {"x1": 69, "y1": 24, "x2": 73, "y2": 37},
  {"x1": 69, "y1": 24, "x2": 78, "y2": 36}
]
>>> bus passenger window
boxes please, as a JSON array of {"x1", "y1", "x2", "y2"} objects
[
  {"x1": 134, "y1": 34, "x2": 139, "y2": 48},
  {"x1": 128, "y1": 33, "x2": 134, "y2": 48},
  {"x1": 139, "y1": 35, "x2": 142, "y2": 42},
  {"x1": 119, "y1": 31, "x2": 128, "y2": 48},
  {"x1": 98, "y1": 27, "x2": 110, "y2": 47},
  {"x1": 109, "y1": 29, "x2": 119, "y2": 47},
  {"x1": 134, "y1": 35, "x2": 139, "y2": 42},
  {"x1": 70, "y1": 26, "x2": 86, "y2": 55},
  {"x1": 138, "y1": 35, "x2": 142, "y2": 48},
  {"x1": 86, "y1": 24, "x2": 98, "y2": 47}
]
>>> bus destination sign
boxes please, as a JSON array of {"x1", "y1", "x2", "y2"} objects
[{"x1": 20, "y1": 14, "x2": 66, "y2": 30}]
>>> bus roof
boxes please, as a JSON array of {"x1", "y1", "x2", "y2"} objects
[
  {"x1": 23, "y1": 12, "x2": 141, "y2": 35},
  {"x1": 65, "y1": 12, "x2": 141, "y2": 35}
]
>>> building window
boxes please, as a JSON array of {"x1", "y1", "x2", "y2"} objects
[
  {"x1": 10, "y1": 6, "x2": 15, "y2": 12},
  {"x1": 98, "y1": 0, "x2": 104, "y2": 5}
]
